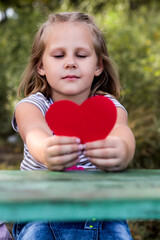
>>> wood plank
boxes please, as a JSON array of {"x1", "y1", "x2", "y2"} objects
[{"x1": 0, "y1": 169, "x2": 160, "y2": 221}]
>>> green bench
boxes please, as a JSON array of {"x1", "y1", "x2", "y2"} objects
[{"x1": 0, "y1": 169, "x2": 160, "y2": 222}]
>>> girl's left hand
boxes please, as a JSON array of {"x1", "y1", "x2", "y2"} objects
[{"x1": 84, "y1": 136, "x2": 129, "y2": 172}]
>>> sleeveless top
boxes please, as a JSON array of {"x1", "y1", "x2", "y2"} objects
[{"x1": 12, "y1": 92, "x2": 127, "y2": 171}]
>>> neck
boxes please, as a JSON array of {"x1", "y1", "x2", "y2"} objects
[{"x1": 52, "y1": 92, "x2": 90, "y2": 105}]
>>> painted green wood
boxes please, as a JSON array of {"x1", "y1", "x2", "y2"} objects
[{"x1": 0, "y1": 169, "x2": 160, "y2": 221}]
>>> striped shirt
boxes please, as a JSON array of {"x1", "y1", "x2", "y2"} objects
[{"x1": 12, "y1": 92, "x2": 127, "y2": 171}]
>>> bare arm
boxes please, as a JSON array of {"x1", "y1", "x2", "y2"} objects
[
  {"x1": 84, "y1": 107, "x2": 135, "y2": 171},
  {"x1": 15, "y1": 103, "x2": 83, "y2": 170}
]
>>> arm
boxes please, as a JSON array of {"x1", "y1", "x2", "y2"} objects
[
  {"x1": 15, "y1": 103, "x2": 83, "y2": 171},
  {"x1": 84, "y1": 107, "x2": 135, "y2": 171}
]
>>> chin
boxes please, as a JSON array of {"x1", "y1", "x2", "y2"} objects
[{"x1": 62, "y1": 90, "x2": 81, "y2": 96}]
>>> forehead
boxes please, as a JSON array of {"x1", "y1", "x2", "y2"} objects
[{"x1": 43, "y1": 22, "x2": 95, "y2": 49}]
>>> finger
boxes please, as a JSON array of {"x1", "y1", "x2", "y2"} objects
[
  {"x1": 47, "y1": 143, "x2": 84, "y2": 156},
  {"x1": 49, "y1": 158, "x2": 79, "y2": 171},
  {"x1": 89, "y1": 157, "x2": 120, "y2": 169},
  {"x1": 103, "y1": 166, "x2": 123, "y2": 172},
  {"x1": 104, "y1": 162, "x2": 127, "y2": 172},
  {"x1": 46, "y1": 152, "x2": 81, "y2": 168},
  {"x1": 85, "y1": 136, "x2": 118, "y2": 150},
  {"x1": 64, "y1": 158, "x2": 80, "y2": 169},
  {"x1": 47, "y1": 135, "x2": 81, "y2": 146},
  {"x1": 84, "y1": 148, "x2": 118, "y2": 159}
]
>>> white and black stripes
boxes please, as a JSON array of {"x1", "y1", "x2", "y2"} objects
[{"x1": 12, "y1": 92, "x2": 127, "y2": 171}]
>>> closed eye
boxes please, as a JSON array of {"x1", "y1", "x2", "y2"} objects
[
  {"x1": 76, "y1": 55, "x2": 87, "y2": 58},
  {"x1": 53, "y1": 55, "x2": 64, "y2": 58}
]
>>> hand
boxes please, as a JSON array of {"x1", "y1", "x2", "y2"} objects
[
  {"x1": 84, "y1": 136, "x2": 129, "y2": 171},
  {"x1": 44, "y1": 135, "x2": 84, "y2": 171}
]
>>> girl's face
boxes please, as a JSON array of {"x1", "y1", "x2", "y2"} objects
[{"x1": 38, "y1": 22, "x2": 103, "y2": 104}]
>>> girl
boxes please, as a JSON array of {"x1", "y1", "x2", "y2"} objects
[{"x1": 12, "y1": 12, "x2": 135, "y2": 240}]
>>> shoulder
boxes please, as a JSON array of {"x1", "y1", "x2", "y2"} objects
[
  {"x1": 12, "y1": 92, "x2": 53, "y2": 131},
  {"x1": 104, "y1": 94, "x2": 127, "y2": 114},
  {"x1": 16, "y1": 92, "x2": 53, "y2": 115}
]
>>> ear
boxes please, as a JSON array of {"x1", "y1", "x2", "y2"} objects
[
  {"x1": 37, "y1": 62, "x2": 45, "y2": 76},
  {"x1": 94, "y1": 59, "x2": 103, "y2": 77}
]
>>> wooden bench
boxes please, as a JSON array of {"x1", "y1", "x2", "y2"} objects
[{"x1": 0, "y1": 169, "x2": 160, "y2": 222}]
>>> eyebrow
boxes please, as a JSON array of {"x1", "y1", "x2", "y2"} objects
[{"x1": 49, "y1": 46, "x2": 92, "y2": 53}]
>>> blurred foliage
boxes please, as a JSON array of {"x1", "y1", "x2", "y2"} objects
[
  {"x1": 0, "y1": 2, "x2": 160, "y2": 239},
  {"x1": 98, "y1": 3, "x2": 160, "y2": 169},
  {"x1": 128, "y1": 220, "x2": 160, "y2": 240},
  {"x1": 0, "y1": 0, "x2": 160, "y2": 168}
]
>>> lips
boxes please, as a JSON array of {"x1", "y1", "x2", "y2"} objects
[{"x1": 62, "y1": 75, "x2": 79, "y2": 80}]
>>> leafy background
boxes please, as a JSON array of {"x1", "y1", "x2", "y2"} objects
[{"x1": 0, "y1": 0, "x2": 160, "y2": 239}]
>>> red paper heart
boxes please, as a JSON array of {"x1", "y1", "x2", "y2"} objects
[{"x1": 45, "y1": 96, "x2": 117, "y2": 143}]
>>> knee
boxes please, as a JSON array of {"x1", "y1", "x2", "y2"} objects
[
  {"x1": 15, "y1": 222, "x2": 54, "y2": 240},
  {"x1": 102, "y1": 220, "x2": 133, "y2": 240}
]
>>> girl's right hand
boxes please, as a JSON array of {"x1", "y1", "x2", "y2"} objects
[{"x1": 44, "y1": 135, "x2": 84, "y2": 171}]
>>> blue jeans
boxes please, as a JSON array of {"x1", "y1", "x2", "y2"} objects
[{"x1": 13, "y1": 220, "x2": 133, "y2": 240}]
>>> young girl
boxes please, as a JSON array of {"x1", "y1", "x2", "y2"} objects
[{"x1": 12, "y1": 12, "x2": 135, "y2": 240}]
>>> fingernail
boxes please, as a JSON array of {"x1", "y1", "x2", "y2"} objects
[
  {"x1": 83, "y1": 144, "x2": 86, "y2": 149},
  {"x1": 76, "y1": 157, "x2": 81, "y2": 164},
  {"x1": 78, "y1": 151, "x2": 82, "y2": 156},
  {"x1": 79, "y1": 144, "x2": 84, "y2": 150},
  {"x1": 83, "y1": 150, "x2": 86, "y2": 155},
  {"x1": 76, "y1": 138, "x2": 81, "y2": 143}
]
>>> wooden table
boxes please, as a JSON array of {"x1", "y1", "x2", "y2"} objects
[{"x1": 0, "y1": 169, "x2": 160, "y2": 222}]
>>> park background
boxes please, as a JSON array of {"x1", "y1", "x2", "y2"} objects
[{"x1": 0, "y1": 0, "x2": 160, "y2": 239}]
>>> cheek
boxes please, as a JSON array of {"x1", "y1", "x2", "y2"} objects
[
  {"x1": 85, "y1": 73, "x2": 95, "y2": 86},
  {"x1": 86, "y1": 65, "x2": 97, "y2": 79},
  {"x1": 44, "y1": 62, "x2": 59, "y2": 75}
]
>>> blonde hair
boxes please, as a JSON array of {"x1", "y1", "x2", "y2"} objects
[{"x1": 19, "y1": 12, "x2": 121, "y2": 99}]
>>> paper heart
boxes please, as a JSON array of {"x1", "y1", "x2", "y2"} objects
[{"x1": 45, "y1": 96, "x2": 117, "y2": 143}]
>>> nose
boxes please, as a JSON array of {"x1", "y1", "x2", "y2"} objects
[{"x1": 64, "y1": 57, "x2": 77, "y2": 69}]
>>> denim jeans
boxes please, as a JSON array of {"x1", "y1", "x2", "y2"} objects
[{"x1": 12, "y1": 220, "x2": 133, "y2": 240}]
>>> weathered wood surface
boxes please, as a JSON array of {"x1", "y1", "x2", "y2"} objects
[{"x1": 0, "y1": 169, "x2": 160, "y2": 221}]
